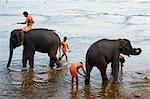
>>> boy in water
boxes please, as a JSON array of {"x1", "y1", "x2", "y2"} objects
[
  {"x1": 59, "y1": 37, "x2": 71, "y2": 63},
  {"x1": 69, "y1": 62, "x2": 86, "y2": 89}
]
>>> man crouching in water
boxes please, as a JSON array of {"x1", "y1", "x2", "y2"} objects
[{"x1": 17, "y1": 11, "x2": 34, "y2": 44}]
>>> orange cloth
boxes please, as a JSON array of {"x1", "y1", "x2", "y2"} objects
[
  {"x1": 26, "y1": 15, "x2": 34, "y2": 26},
  {"x1": 22, "y1": 26, "x2": 32, "y2": 32},
  {"x1": 61, "y1": 41, "x2": 68, "y2": 55},
  {"x1": 70, "y1": 65, "x2": 78, "y2": 77},
  {"x1": 22, "y1": 15, "x2": 34, "y2": 32}
]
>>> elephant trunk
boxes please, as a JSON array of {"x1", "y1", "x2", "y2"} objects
[
  {"x1": 7, "y1": 40, "x2": 14, "y2": 68},
  {"x1": 130, "y1": 48, "x2": 142, "y2": 55}
]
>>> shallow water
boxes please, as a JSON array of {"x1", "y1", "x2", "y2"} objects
[{"x1": 0, "y1": 0, "x2": 150, "y2": 98}]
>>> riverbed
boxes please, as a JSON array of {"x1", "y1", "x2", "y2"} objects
[{"x1": 0, "y1": 0, "x2": 150, "y2": 98}]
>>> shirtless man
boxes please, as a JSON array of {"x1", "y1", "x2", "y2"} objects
[
  {"x1": 17, "y1": 11, "x2": 34, "y2": 44},
  {"x1": 59, "y1": 37, "x2": 71, "y2": 63},
  {"x1": 69, "y1": 62, "x2": 86, "y2": 89}
]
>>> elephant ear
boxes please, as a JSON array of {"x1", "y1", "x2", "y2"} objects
[
  {"x1": 118, "y1": 39, "x2": 127, "y2": 51},
  {"x1": 16, "y1": 31, "x2": 21, "y2": 44},
  {"x1": 11, "y1": 30, "x2": 22, "y2": 48}
]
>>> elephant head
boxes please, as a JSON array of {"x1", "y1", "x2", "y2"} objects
[
  {"x1": 119, "y1": 39, "x2": 142, "y2": 56},
  {"x1": 7, "y1": 29, "x2": 22, "y2": 68}
]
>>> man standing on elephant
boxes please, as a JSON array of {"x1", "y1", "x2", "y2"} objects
[{"x1": 17, "y1": 11, "x2": 34, "y2": 44}]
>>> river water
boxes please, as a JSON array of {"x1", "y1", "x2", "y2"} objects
[{"x1": 0, "y1": 0, "x2": 150, "y2": 98}]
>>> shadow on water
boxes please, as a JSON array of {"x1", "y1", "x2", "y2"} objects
[
  {"x1": 69, "y1": 87, "x2": 79, "y2": 99},
  {"x1": 21, "y1": 69, "x2": 37, "y2": 89},
  {"x1": 67, "y1": 70, "x2": 126, "y2": 99},
  {"x1": 82, "y1": 81, "x2": 124, "y2": 99},
  {"x1": 0, "y1": 62, "x2": 70, "y2": 98}
]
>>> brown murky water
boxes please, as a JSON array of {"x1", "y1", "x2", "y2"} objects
[{"x1": 0, "y1": 0, "x2": 150, "y2": 98}]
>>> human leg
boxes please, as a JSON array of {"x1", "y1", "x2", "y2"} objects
[
  {"x1": 71, "y1": 77, "x2": 74, "y2": 88},
  {"x1": 20, "y1": 29, "x2": 24, "y2": 44},
  {"x1": 75, "y1": 76, "x2": 78, "y2": 89},
  {"x1": 59, "y1": 54, "x2": 64, "y2": 60},
  {"x1": 21, "y1": 26, "x2": 32, "y2": 44},
  {"x1": 65, "y1": 55, "x2": 68, "y2": 63}
]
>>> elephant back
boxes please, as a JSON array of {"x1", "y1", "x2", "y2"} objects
[{"x1": 24, "y1": 28, "x2": 61, "y2": 52}]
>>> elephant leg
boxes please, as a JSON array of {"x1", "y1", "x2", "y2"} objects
[
  {"x1": 50, "y1": 59, "x2": 55, "y2": 68},
  {"x1": 48, "y1": 56, "x2": 55, "y2": 68},
  {"x1": 112, "y1": 54, "x2": 120, "y2": 83},
  {"x1": 29, "y1": 52, "x2": 35, "y2": 69},
  {"x1": 54, "y1": 57, "x2": 61, "y2": 68},
  {"x1": 95, "y1": 57, "x2": 108, "y2": 83},
  {"x1": 48, "y1": 54, "x2": 59, "y2": 68},
  {"x1": 22, "y1": 49, "x2": 27, "y2": 68},
  {"x1": 85, "y1": 64, "x2": 93, "y2": 84},
  {"x1": 111, "y1": 64, "x2": 114, "y2": 75},
  {"x1": 51, "y1": 57, "x2": 61, "y2": 68},
  {"x1": 48, "y1": 51, "x2": 61, "y2": 68},
  {"x1": 99, "y1": 67, "x2": 108, "y2": 83}
]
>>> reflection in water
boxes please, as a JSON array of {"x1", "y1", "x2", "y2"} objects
[
  {"x1": 21, "y1": 69, "x2": 36, "y2": 89},
  {"x1": 19, "y1": 66, "x2": 68, "y2": 98},
  {"x1": 100, "y1": 83, "x2": 120, "y2": 98},
  {"x1": 82, "y1": 79, "x2": 124, "y2": 98},
  {"x1": 21, "y1": 66, "x2": 67, "y2": 89},
  {"x1": 83, "y1": 84, "x2": 94, "y2": 99},
  {"x1": 84, "y1": 83, "x2": 119, "y2": 99},
  {"x1": 69, "y1": 87, "x2": 79, "y2": 99}
]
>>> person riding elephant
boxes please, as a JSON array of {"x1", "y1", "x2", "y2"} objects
[
  {"x1": 17, "y1": 11, "x2": 34, "y2": 44},
  {"x1": 85, "y1": 39, "x2": 142, "y2": 84},
  {"x1": 7, "y1": 28, "x2": 62, "y2": 70}
]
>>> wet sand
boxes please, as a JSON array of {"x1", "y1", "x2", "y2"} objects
[{"x1": 0, "y1": 63, "x2": 149, "y2": 99}]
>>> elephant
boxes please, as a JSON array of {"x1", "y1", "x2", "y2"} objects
[
  {"x1": 7, "y1": 28, "x2": 62, "y2": 69},
  {"x1": 85, "y1": 39, "x2": 142, "y2": 84}
]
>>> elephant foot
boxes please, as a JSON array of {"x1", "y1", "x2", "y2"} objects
[
  {"x1": 29, "y1": 67, "x2": 34, "y2": 71},
  {"x1": 121, "y1": 71, "x2": 123, "y2": 74},
  {"x1": 57, "y1": 64, "x2": 62, "y2": 68},
  {"x1": 29, "y1": 66, "x2": 34, "y2": 69},
  {"x1": 85, "y1": 81, "x2": 89, "y2": 85},
  {"x1": 22, "y1": 67, "x2": 27, "y2": 71},
  {"x1": 112, "y1": 80, "x2": 119, "y2": 84},
  {"x1": 59, "y1": 57, "x2": 61, "y2": 60},
  {"x1": 102, "y1": 79, "x2": 109, "y2": 84},
  {"x1": 50, "y1": 67, "x2": 54, "y2": 70},
  {"x1": 85, "y1": 79, "x2": 90, "y2": 85},
  {"x1": 49, "y1": 64, "x2": 55, "y2": 68},
  {"x1": 56, "y1": 61, "x2": 63, "y2": 68}
]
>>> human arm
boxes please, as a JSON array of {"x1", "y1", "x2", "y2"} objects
[
  {"x1": 77, "y1": 69, "x2": 85, "y2": 77},
  {"x1": 81, "y1": 65, "x2": 86, "y2": 75},
  {"x1": 17, "y1": 22, "x2": 26, "y2": 24},
  {"x1": 67, "y1": 43, "x2": 71, "y2": 52},
  {"x1": 77, "y1": 66, "x2": 86, "y2": 77},
  {"x1": 17, "y1": 18, "x2": 27, "y2": 24}
]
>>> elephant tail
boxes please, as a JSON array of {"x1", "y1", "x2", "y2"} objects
[{"x1": 58, "y1": 42, "x2": 61, "y2": 60}]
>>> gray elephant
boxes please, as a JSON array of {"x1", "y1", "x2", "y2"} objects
[
  {"x1": 85, "y1": 39, "x2": 142, "y2": 84},
  {"x1": 7, "y1": 28, "x2": 62, "y2": 69}
]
